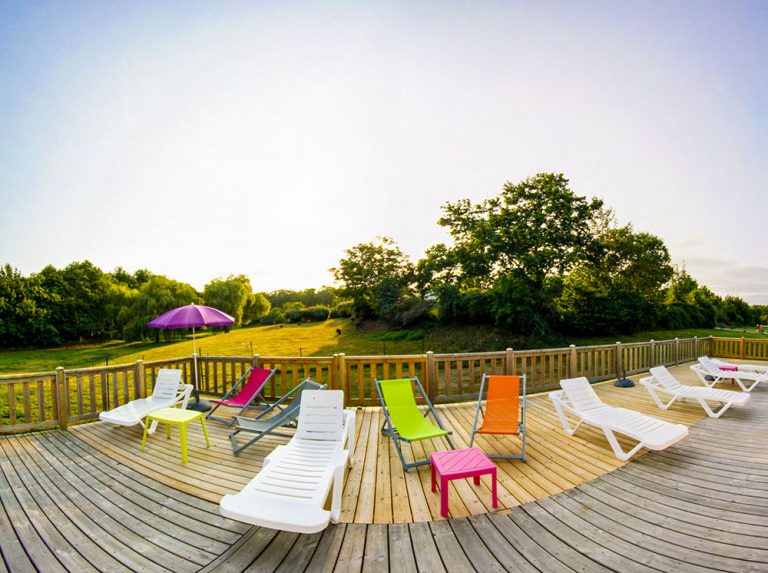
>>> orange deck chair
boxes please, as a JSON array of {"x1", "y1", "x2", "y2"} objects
[{"x1": 469, "y1": 374, "x2": 527, "y2": 460}]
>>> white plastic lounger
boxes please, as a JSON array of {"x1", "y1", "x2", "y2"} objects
[
  {"x1": 99, "y1": 369, "x2": 191, "y2": 434},
  {"x1": 641, "y1": 366, "x2": 750, "y2": 418},
  {"x1": 219, "y1": 390, "x2": 355, "y2": 534},
  {"x1": 549, "y1": 377, "x2": 688, "y2": 461},
  {"x1": 710, "y1": 356, "x2": 768, "y2": 375},
  {"x1": 691, "y1": 356, "x2": 768, "y2": 392}
]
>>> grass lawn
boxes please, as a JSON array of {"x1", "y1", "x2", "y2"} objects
[{"x1": 0, "y1": 319, "x2": 764, "y2": 374}]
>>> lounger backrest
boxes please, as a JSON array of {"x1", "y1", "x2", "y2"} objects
[
  {"x1": 295, "y1": 390, "x2": 344, "y2": 442},
  {"x1": 698, "y1": 356, "x2": 718, "y2": 373},
  {"x1": 484, "y1": 375, "x2": 520, "y2": 429},
  {"x1": 649, "y1": 366, "x2": 682, "y2": 391},
  {"x1": 151, "y1": 369, "x2": 183, "y2": 401},
  {"x1": 559, "y1": 377, "x2": 604, "y2": 410}
]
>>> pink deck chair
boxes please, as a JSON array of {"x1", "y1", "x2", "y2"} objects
[{"x1": 206, "y1": 367, "x2": 277, "y2": 426}]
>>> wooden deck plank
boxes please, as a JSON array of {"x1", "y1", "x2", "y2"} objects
[
  {"x1": 362, "y1": 524, "x2": 388, "y2": 572},
  {"x1": 303, "y1": 524, "x2": 347, "y2": 573},
  {"x1": 0, "y1": 441, "x2": 69, "y2": 573},
  {"x1": 428, "y1": 520, "x2": 475, "y2": 573},
  {"x1": 243, "y1": 531, "x2": 299, "y2": 572},
  {"x1": 18, "y1": 434, "x2": 207, "y2": 572},
  {"x1": 464, "y1": 514, "x2": 538, "y2": 573},
  {"x1": 387, "y1": 522, "x2": 418, "y2": 573},
  {"x1": 5, "y1": 437, "x2": 134, "y2": 573},
  {"x1": 200, "y1": 527, "x2": 278, "y2": 573},
  {"x1": 333, "y1": 523, "x2": 366, "y2": 572},
  {"x1": 408, "y1": 521, "x2": 447, "y2": 573},
  {"x1": 273, "y1": 530, "x2": 324, "y2": 573},
  {"x1": 448, "y1": 518, "x2": 506, "y2": 572},
  {"x1": 38, "y1": 432, "x2": 245, "y2": 542}
]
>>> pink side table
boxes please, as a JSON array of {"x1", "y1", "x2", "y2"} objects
[
  {"x1": 430, "y1": 447, "x2": 497, "y2": 518},
  {"x1": 719, "y1": 364, "x2": 738, "y2": 384}
]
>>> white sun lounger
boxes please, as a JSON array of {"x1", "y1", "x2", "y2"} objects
[
  {"x1": 641, "y1": 366, "x2": 750, "y2": 418},
  {"x1": 691, "y1": 356, "x2": 768, "y2": 392},
  {"x1": 710, "y1": 356, "x2": 768, "y2": 375},
  {"x1": 549, "y1": 377, "x2": 688, "y2": 461},
  {"x1": 99, "y1": 368, "x2": 192, "y2": 433},
  {"x1": 219, "y1": 390, "x2": 355, "y2": 534}
]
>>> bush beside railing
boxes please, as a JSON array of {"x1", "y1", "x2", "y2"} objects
[{"x1": 0, "y1": 335, "x2": 739, "y2": 434}]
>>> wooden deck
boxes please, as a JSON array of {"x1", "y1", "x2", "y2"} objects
[{"x1": 1, "y1": 362, "x2": 767, "y2": 571}]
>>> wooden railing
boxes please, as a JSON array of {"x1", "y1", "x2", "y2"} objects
[
  {"x1": 709, "y1": 336, "x2": 768, "y2": 361},
  {"x1": 0, "y1": 335, "x2": 728, "y2": 434}
]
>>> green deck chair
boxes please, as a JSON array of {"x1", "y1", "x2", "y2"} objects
[{"x1": 375, "y1": 377, "x2": 455, "y2": 471}]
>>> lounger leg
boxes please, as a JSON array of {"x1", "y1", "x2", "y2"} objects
[
  {"x1": 330, "y1": 464, "x2": 344, "y2": 524},
  {"x1": 602, "y1": 428, "x2": 644, "y2": 461},
  {"x1": 552, "y1": 400, "x2": 582, "y2": 436},
  {"x1": 698, "y1": 399, "x2": 732, "y2": 418},
  {"x1": 645, "y1": 387, "x2": 678, "y2": 411}
]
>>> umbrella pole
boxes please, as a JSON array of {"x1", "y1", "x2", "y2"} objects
[{"x1": 187, "y1": 326, "x2": 211, "y2": 412}]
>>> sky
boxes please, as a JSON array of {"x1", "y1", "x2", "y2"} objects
[{"x1": 1, "y1": 1, "x2": 767, "y2": 303}]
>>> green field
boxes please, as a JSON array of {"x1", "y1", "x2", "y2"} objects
[{"x1": 0, "y1": 319, "x2": 764, "y2": 374}]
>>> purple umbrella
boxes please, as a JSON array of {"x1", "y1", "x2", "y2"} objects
[{"x1": 148, "y1": 303, "x2": 235, "y2": 411}]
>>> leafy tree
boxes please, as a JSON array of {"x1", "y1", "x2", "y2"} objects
[
  {"x1": 0, "y1": 265, "x2": 56, "y2": 347},
  {"x1": 428, "y1": 173, "x2": 603, "y2": 333},
  {"x1": 243, "y1": 293, "x2": 271, "y2": 325},
  {"x1": 437, "y1": 173, "x2": 604, "y2": 289},
  {"x1": 124, "y1": 276, "x2": 199, "y2": 341},
  {"x1": 557, "y1": 225, "x2": 673, "y2": 334},
  {"x1": 330, "y1": 237, "x2": 415, "y2": 319},
  {"x1": 34, "y1": 261, "x2": 114, "y2": 342},
  {"x1": 203, "y1": 275, "x2": 253, "y2": 325},
  {"x1": 718, "y1": 295, "x2": 756, "y2": 326}
]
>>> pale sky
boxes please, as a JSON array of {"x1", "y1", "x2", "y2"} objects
[{"x1": 2, "y1": 1, "x2": 767, "y2": 303}]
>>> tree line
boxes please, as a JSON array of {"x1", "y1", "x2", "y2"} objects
[
  {"x1": 331, "y1": 173, "x2": 766, "y2": 338},
  {"x1": 2, "y1": 172, "x2": 764, "y2": 349},
  {"x1": 0, "y1": 261, "x2": 351, "y2": 349}
]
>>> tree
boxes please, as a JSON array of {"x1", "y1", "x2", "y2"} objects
[
  {"x1": 0, "y1": 265, "x2": 56, "y2": 347},
  {"x1": 124, "y1": 276, "x2": 199, "y2": 341},
  {"x1": 34, "y1": 261, "x2": 114, "y2": 342},
  {"x1": 556, "y1": 225, "x2": 673, "y2": 334},
  {"x1": 330, "y1": 237, "x2": 415, "y2": 319},
  {"x1": 243, "y1": 293, "x2": 271, "y2": 325},
  {"x1": 203, "y1": 275, "x2": 253, "y2": 325},
  {"x1": 430, "y1": 173, "x2": 604, "y2": 334},
  {"x1": 438, "y1": 173, "x2": 604, "y2": 288}
]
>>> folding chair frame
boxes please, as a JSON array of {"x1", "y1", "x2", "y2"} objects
[
  {"x1": 206, "y1": 367, "x2": 277, "y2": 426},
  {"x1": 375, "y1": 376, "x2": 455, "y2": 472},
  {"x1": 229, "y1": 379, "x2": 325, "y2": 455},
  {"x1": 469, "y1": 373, "x2": 527, "y2": 461}
]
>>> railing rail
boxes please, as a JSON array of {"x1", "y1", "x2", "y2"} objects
[{"x1": 0, "y1": 335, "x2": 750, "y2": 433}]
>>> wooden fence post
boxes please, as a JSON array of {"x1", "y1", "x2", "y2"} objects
[
  {"x1": 740, "y1": 337, "x2": 745, "y2": 359},
  {"x1": 336, "y1": 353, "x2": 347, "y2": 397},
  {"x1": 675, "y1": 338, "x2": 680, "y2": 365},
  {"x1": 615, "y1": 342, "x2": 623, "y2": 378},
  {"x1": 135, "y1": 360, "x2": 145, "y2": 398},
  {"x1": 569, "y1": 345, "x2": 577, "y2": 378},
  {"x1": 426, "y1": 352, "x2": 437, "y2": 403},
  {"x1": 649, "y1": 340, "x2": 656, "y2": 366},
  {"x1": 693, "y1": 337, "x2": 699, "y2": 360},
  {"x1": 251, "y1": 354, "x2": 260, "y2": 368},
  {"x1": 505, "y1": 348, "x2": 515, "y2": 375},
  {"x1": 56, "y1": 367, "x2": 68, "y2": 430}
]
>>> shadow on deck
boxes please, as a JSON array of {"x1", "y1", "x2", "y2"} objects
[{"x1": 1, "y1": 363, "x2": 767, "y2": 572}]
